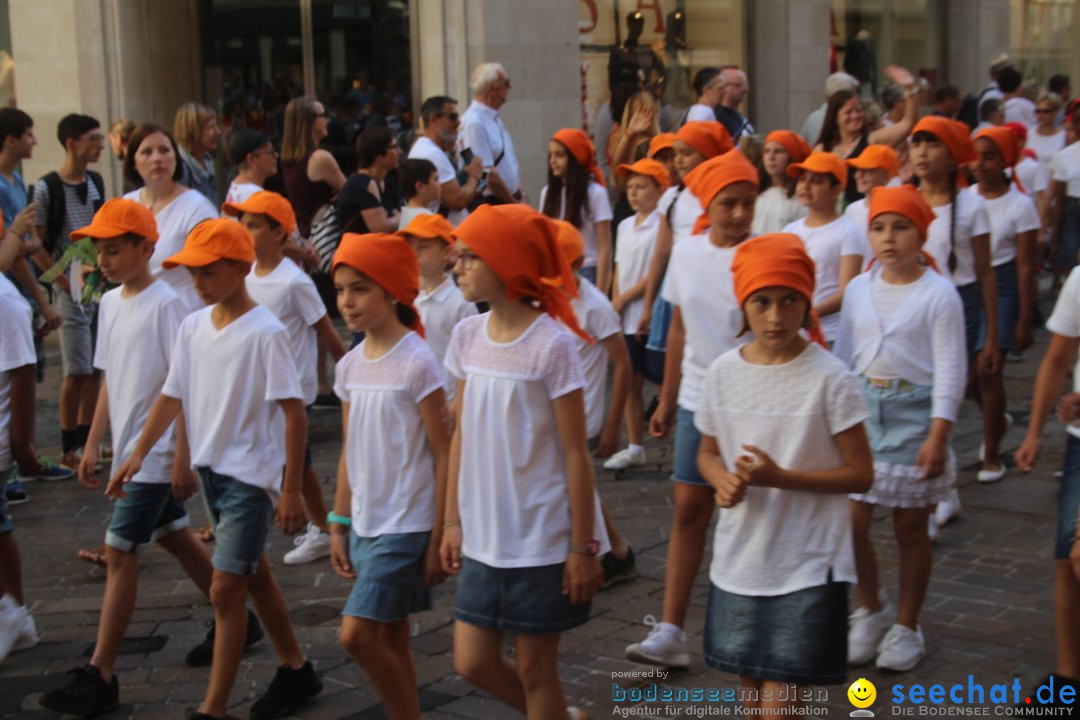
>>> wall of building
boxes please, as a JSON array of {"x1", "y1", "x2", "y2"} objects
[{"x1": 945, "y1": 0, "x2": 1010, "y2": 96}]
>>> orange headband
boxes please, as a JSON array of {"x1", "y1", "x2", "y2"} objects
[
  {"x1": 331, "y1": 233, "x2": 425, "y2": 337},
  {"x1": 452, "y1": 204, "x2": 592, "y2": 343},
  {"x1": 764, "y1": 130, "x2": 811, "y2": 164},
  {"x1": 683, "y1": 150, "x2": 760, "y2": 235},
  {"x1": 911, "y1": 116, "x2": 976, "y2": 186},
  {"x1": 732, "y1": 233, "x2": 828, "y2": 348},
  {"x1": 675, "y1": 121, "x2": 734, "y2": 160},
  {"x1": 554, "y1": 219, "x2": 585, "y2": 266},
  {"x1": 974, "y1": 125, "x2": 1026, "y2": 193},
  {"x1": 866, "y1": 185, "x2": 941, "y2": 273},
  {"x1": 552, "y1": 129, "x2": 605, "y2": 187}
]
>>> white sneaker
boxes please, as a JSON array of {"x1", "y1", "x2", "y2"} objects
[
  {"x1": 0, "y1": 595, "x2": 23, "y2": 663},
  {"x1": 625, "y1": 614, "x2": 690, "y2": 669},
  {"x1": 934, "y1": 489, "x2": 961, "y2": 527},
  {"x1": 848, "y1": 598, "x2": 895, "y2": 665},
  {"x1": 12, "y1": 609, "x2": 37, "y2": 651},
  {"x1": 603, "y1": 446, "x2": 647, "y2": 471},
  {"x1": 283, "y1": 523, "x2": 331, "y2": 565},
  {"x1": 927, "y1": 514, "x2": 939, "y2": 542},
  {"x1": 876, "y1": 624, "x2": 925, "y2": 672}
]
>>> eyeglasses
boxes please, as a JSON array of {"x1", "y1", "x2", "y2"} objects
[
  {"x1": 439, "y1": 112, "x2": 460, "y2": 122},
  {"x1": 452, "y1": 249, "x2": 480, "y2": 270}
]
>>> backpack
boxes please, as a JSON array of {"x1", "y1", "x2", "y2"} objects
[{"x1": 41, "y1": 170, "x2": 105, "y2": 255}]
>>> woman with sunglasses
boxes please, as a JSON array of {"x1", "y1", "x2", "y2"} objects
[{"x1": 281, "y1": 97, "x2": 347, "y2": 239}]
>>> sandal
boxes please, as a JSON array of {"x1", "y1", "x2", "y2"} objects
[
  {"x1": 77, "y1": 545, "x2": 107, "y2": 567},
  {"x1": 194, "y1": 523, "x2": 215, "y2": 543}
]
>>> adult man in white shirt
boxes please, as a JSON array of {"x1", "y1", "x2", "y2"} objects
[
  {"x1": 408, "y1": 96, "x2": 483, "y2": 225},
  {"x1": 458, "y1": 62, "x2": 522, "y2": 204}
]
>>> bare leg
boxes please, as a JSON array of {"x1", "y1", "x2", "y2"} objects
[
  {"x1": 759, "y1": 679, "x2": 802, "y2": 714},
  {"x1": 200, "y1": 570, "x2": 252, "y2": 717},
  {"x1": 978, "y1": 365, "x2": 1007, "y2": 471},
  {"x1": 8, "y1": 365, "x2": 42, "y2": 472},
  {"x1": 340, "y1": 617, "x2": 420, "y2": 719},
  {"x1": 89, "y1": 547, "x2": 140, "y2": 681},
  {"x1": 77, "y1": 372, "x2": 101, "y2": 427},
  {"x1": 59, "y1": 376, "x2": 81, "y2": 436},
  {"x1": 515, "y1": 632, "x2": 568, "y2": 720},
  {"x1": 453, "y1": 621, "x2": 527, "y2": 712},
  {"x1": 600, "y1": 501, "x2": 628, "y2": 557},
  {"x1": 850, "y1": 500, "x2": 882, "y2": 612},
  {"x1": 0, "y1": 531, "x2": 23, "y2": 604},
  {"x1": 157, "y1": 529, "x2": 213, "y2": 596},
  {"x1": 301, "y1": 467, "x2": 329, "y2": 533},
  {"x1": 247, "y1": 555, "x2": 304, "y2": 667},
  {"x1": 893, "y1": 507, "x2": 933, "y2": 629},
  {"x1": 625, "y1": 373, "x2": 645, "y2": 446},
  {"x1": 1056, "y1": 559, "x2": 1080, "y2": 678},
  {"x1": 740, "y1": 677, "x2": 763, "y2": 712},
  {"x1": 660, "y1": 483, "x2": 715, "y2": 627}
]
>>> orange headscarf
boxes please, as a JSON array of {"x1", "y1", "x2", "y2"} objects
[
  {"x1": 683, "y1": 150, "x2": 760, "y2": 235},
  {"x1": 331, "y1": 233, "x2": 425, "y2": 337},
  {"x1": 911, "y1": 116, "x2": 976, "y2": 186},
  {"x1": 974, "y1": 125, "x2": 1025, "y2": 193},
  {"x1": 553, "y1": 219, "x2": 585, "y2": 266},
  {"x1": 731, "y1": 233, "x2": 828, "y2": 348},
  {"x1": 675, "y1": 121, "x2": 734, "y2": 160},
  {"x1": 764, "y1": 130, "x2": 811, "y2": 164},
  {"x1": 552, "y1": 129, "x2": 605, "y2": 187},
  {"x1": 866, "y1": 185, "x2": 941, "y2": 273},
  {"x1": 452, "y1": 204, "x2": 593, "y2": 343}
]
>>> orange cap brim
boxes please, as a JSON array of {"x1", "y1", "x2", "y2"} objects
[
  {"x1": 70, "y1": 221, "x2": 149, "y2": 242},
  {"x1": 162, "y1": 248, "x2": 236, "y2": 270}
]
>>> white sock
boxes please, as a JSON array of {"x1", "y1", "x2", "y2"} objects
[{"x1": 628, "y1": 444, "x2": 644, "y2": 454}]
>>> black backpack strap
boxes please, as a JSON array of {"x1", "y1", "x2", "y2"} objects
[
  {"x1": 41, "y1": 171, "x2": 65, "y2": 255},
  {"x1": 87, "y1": 171, "x2": 105, "y2": 211},
  {"x1": 665, "y1": 185, "x2": 683, "y2": 227}
]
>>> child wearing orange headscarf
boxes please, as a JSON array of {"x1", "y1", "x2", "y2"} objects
[
  {"x1": 440, "y1": 204, "x2": 607, "y2": 720},
  {"x1": 327, "y1": 232, "x2": 450, "y2": 720},
  {"x1": 696, "y1": 233, "x2": 872, "y2": 702},
  {"x1": 752, "y1": 129, "x2": 810, "y2": 234},
  {"x1": 836, "y1": 186, "x2": 966, "y2": 672},
  {"x1": 541, "y1": 128, "x2": 614, "y2": 294}
]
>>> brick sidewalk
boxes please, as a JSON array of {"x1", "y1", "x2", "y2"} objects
[{"x1": 0, "y1": 302, "x2": 1068, "y2": 719}]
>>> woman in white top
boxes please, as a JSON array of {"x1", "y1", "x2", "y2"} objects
[
  {"x1": 122, "y1": 123, "x2": 217, "y2": 313},
  {"x1": 751, "y1": 130, "x2": 809, "y2": 235},
  {"x1": 1049, "y1": 102, "x2": 1080, "y2": 291},
  {"x1": 1029, "y1": 92, "x2": 1067, "y2": 183}
]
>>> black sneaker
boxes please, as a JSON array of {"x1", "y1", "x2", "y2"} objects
[
  {"x1": 184, "y1": 610, "x2": 264, "y2": 667},
  {"x1": 601, "y1": 547, "x2": 639, "y2": 589},
  {"x1": 39, "y1": 664, "x2": 119, "y2": 716},
  {"x1": 249, "y1": 661, "x2": 323, "y2": 719}
]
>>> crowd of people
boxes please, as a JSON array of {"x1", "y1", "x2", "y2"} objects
[{"x1": 0, "y1": 52, "x2": 1075, "y2": 720}]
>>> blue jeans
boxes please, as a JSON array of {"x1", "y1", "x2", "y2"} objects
[
  {"x1": 197, "y1": 467, "x2": 273, "y2": 576},
  {"x1": 105, "y1": 481, "x2": 189, "y2": 553},
  {"x1": 672, "y1": 406, "x2": 707, "y2": 486}
]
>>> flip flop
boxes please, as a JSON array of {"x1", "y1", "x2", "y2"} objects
[{"x1": 77, "y1": 546, "x2": 107, "y2": 567}]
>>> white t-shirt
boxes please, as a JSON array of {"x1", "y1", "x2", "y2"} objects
[
  {"x1": 334, "y1": 332, "x2": 444, "y2": 536},
  {"x1": 968, "y1": 185, "x2": 1041, "y2": 266},
  {"x1": 125, "y1": 188, "x2": 218, "y2": 313},
  {"x1": 658, "y1": 185, "x2": 702, "y2": 244},
  {"x1": 0, "y1": 276, "x2": 34, "y2": 472},
  {"x1": 444, "y1": 313, "x2": 611, "y2": 568},
  {"x1": 752, "y1": 186, "x2": 806, "y2": 236},
  {"x1": 161, "y1": 305, "x2": 303, "y2": 499},
  {"x1": 685, "y1": 104, "x2": 715, "y2": 124},
  {"x1": 94, "y1": 281, "x2": 187, "y2": 483},
  {"x1": 1004, "y1": 96, "x2": 1038, "y2": 128},
  {"x1": 538, "y1": 181, "x2": 613, "y2": 269},
  {"x1": 661, "y1": 233, "x2": 744, "y2": 412},
  {"x1": 568, "y1": 278, "x2": 623, "y2": 438},
  {"x1": 246, "y1": 258, "x2": 327, "y2": 405},
  {"x1": 1014, "y1": 156, "x2": 1047, "y2": 196},
  {"x1": 223, "y1": 181, "x2": 261, "y2": 209},
  {"x1": 695, "y1": 342, "x2": 869, "y2": 596},
  {"x1": 615, "y1": 210, "x2": 660, "y2": 333},
  {"x1": 782, "y1": 215, "x2": 868, "y2": 341},
  {"x1": 408, "y1": 136, "x2": 467, "y2": 226},
  {"x1": 1028, "y1": 129, "x2": 1066, "y2": 181},
  {"x1": 399, "y1": 206, "x2": 431, "y2": 228},
  {"x1": 922, "y1": 191, "x2": 991, "y2": 286},
  {"x1": 1051, "y1": 142, "x2": 1080, "y2": 198},
  {"x1": 1047, "y1": 267, "x2": 1080, "y2": 438},
  {"x1": 416, "y1": 275, "x2": 477, "y2": 400}
]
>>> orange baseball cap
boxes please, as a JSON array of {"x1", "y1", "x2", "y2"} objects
[
  {"x1": 162, "y1": 218, "x2": 255, "y2": 269},
  {"x1": 553, "y1": 219, "x2": 585, "y2": 266},
  {"x1": 396, "y1": 212, "x2": 454, "y2": 245},
  {"x1": 846, "y1": 144, "x2": 900, "y2": 177},
  {"x1": 615, "y1": 158, "x2": 671, "y2": 190},
  {"x1": 787, "y1": 151, "x2": 848, "y2": 189},
  {"x1": 221, "y1": 191, "x2": 297, "y2": 235},
  {"x1": 70, "y1": 198, "x2": 158, "y2": 242},
  {"x1": 648, "y1": 132, "x2": 676, "y2": 158}
]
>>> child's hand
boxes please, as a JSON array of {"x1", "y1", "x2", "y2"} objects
[
  {"x1": 649, "y1": 399, "x2": 675, "y2": 439},
  {"x1": 78, "y1": 447, "x2": 99, "y2": 490},
  {"x1": 329, "y1": 530, "x2": 355, "y2": 579},
  {"x1": 915, "y1": 436, "x2": 947, "y2": 481},
  {"x1": 171, "y1": 464, "x2": 198, "y2": 501},
  {"x1": 711, "y1": 470, "x2": 747, "y2": 508},
  {"x1": 1014, "y1": 321, "x2": 1034, "y2": 352},
  {"x1": 423, "y1": 539, "x2": 449, "y2": 587},
  {"x1": 440, "y1": 525, "x2": 462, "y2": 575},
  {"x1": 563, "y1": 552, "x2": 602, "y2": 605},
  {"x1": 1015, "y1": 433, "x2": 1041, "y2": 473},
  {"x1": 594, "y1": 420, "x2": 620, "y2": 458},
  {"x1": 276, "y1": 490, "x2": 306, "y2": 535},
  {"x1": 734, "y1": 444, "x2": 782, "y2": 486},
  {"x1": 611, "y1": 295, "x2": 626, "y2": 314},
  {"x1": 106, "y1": 455, "x2": 142, "y2": 499},
  {"x1": 636, "y1": 308, "x2": 652, "y2": 339},
  {"x1": 1059, "y1": 393, "x2": 1080, "y2": 424},
  {"x1": 978, "y1": 347, "x2": 1002, "y2": 377}
]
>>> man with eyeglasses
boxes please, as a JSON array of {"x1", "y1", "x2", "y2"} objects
[
  {"x1": 458, "y1": 62, "x2": 523, "y2": 205},
  {"x1": 408, "y1": 95, "x2": 483, "y2": 225}
]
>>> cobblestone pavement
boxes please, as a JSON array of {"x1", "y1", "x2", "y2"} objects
[{"x1": 0, "y1": 297, "x2": 1068, "y2": 719}]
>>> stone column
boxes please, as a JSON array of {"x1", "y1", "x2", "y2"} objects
[{"x1": 945, "y1": 0, "x2": 1009, "y2": 94}]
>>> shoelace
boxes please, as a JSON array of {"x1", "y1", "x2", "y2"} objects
[
  {"x1": 641, "y1": 614, "x2": 663, "y2": 638},
  {"x1": 292, "y1": 525, "x2": 320, "y2": 547}
]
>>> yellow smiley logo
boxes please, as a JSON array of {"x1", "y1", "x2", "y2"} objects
[{"x1": 848, "y1": 678, "x2": 877, "y2": 709}]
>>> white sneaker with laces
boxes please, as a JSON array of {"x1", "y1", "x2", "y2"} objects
[
  {"x1": 283, "y1": 523, "x2": 331, "y2": 565},
  {"x1": 0, "y1": 595, "x2": 23, "y2": 663},
  {"x1": 603, "y1": 446, "x2": 647, "y2": 471},
  {"x1": 934, "y1": 489, "x2": 961, "y2": 527},
  {"x1": 12, "y1": 609, "x2": 37, "y2": 651},
  {"x1": 848, "y1": 598, "x2": 895, "y2": 665},
  {"x1": 624, "y1": 614, "x2": 690, "y2": 669},
  {"x1": 876, "y1": 624, "x2": 925, "y2": 672}
]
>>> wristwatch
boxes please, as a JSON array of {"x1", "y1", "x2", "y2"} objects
[{"x1": 569, "y1": 540, "x2": 601, "y2": 556}]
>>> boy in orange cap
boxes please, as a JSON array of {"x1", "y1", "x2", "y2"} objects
[
  {"x1": 648, "y1": 132, "x2": 678, "y2": 186},
  {"x1": 223, "y1": 191, "x2": 346, "y2": 567},
  {"x1": 844, "y1": 144, "x2": 901, "y2": 242},
  {"x1": 40, "y1": 200, "x2": 261, "y2": 716},
  {"x1": 110, "y1": 218, "x2": 321, "y2": 720},
  {"x1": 782, "y1": 151, "x2": 869, "y2": 344},
  {"x1": 396, "y1": 212, "x2": 476, "y2": 399},
  {"x1": 696, "y1": 233, "x2": 872, "y2": 702}
]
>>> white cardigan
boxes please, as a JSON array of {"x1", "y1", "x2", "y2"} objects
[{"x1": 834, "y1": 267, "x2": 967, "y2": 422}]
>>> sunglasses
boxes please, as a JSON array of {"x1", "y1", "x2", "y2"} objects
[{"x1": 1035, "y1": 108, "x2": 1055, "y2": 114}]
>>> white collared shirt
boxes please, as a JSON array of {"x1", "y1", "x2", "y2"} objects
[
  {"x1": 458, "y1": 99, "x2": 521, "y2": 195},
  {"x1": 615, "y1": 210, "x2": 660, "y2": 333},
  {"x1": 416, "y1": 275, "x2": 477, "y2": 401}
]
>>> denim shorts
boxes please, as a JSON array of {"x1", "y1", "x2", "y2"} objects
[
  {"x1": 957, "y1": 281, "x2": 982, "y2": 362},
  {"x1": 197, "y1": 467, "x2": 273, "y2": 576},
  {"x1": 57, "y1": 293, "x2": 97, "y2": 377},
  {"x1": 1055, "y1": 434, "x2": 1080, "y2": 559},
  {"x1": 105, "y1": 481, "x2": 189, "y2": 553},
  {"x1": 704, "y1": 579, "x2": 848, "y2": 685},
  {"x1": 344, "y1": 531, "x2": 432, "y2": 622},
  {"x1": 673, "y1": 406, "x2": 707, "y2": 487},
  {"x1": 0, "y1": 473, "x2": 11, "y2": 534},
  {"x1": 644, "y1": 296, "x2": 672, "y2": 385},
  {"x1": 978, "y1": 260, "x2": 1020, "y2": 352},
  {"x1": 1057, "y1": 197, "x2": 1080, "y2": 271},
  {"x1": 579, "y1": 266, "x2": 597, "y2": 285},
  {"x1": 453, "y1": 557, "x2": 590, "y2": 634}
]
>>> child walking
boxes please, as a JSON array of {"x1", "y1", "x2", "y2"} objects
[
  {"x1": 782, "y1": 151, "x2": 868, "y2": 344},
  {"x1": 398, "y1": 158, "x2": 440, "y2": 229},
  {"x1": 836, "y1": 186, "x2": 967, "y2": 672},
  {"x1": 223, "y1": 191, "x2": 347, "y2": 566},
  {"x1": 327, "y1": 232, "x2": 450, "y2": 719},
  {"x1": 697, "y1": 233, "x2": 873, "y2": 711},
  {"x1": 625, "y1": 151, "x2": 760, "y2": 669},
  {"x1": 751, "y1": 130, "x2": 810, "y2": 235},
  {"x1": 844, "y1": 144, "x2": 901, "y2": 241},
  {"x1": 540, "y1": 129, "x2": 613, "y2": 293},
  {"x1": 605, "y1": 158, "x2": 669, "y2": 471},
  {"x1": 110, "y1": 218, "x2": 321, "y2": 720},
  {"x1": 440, "y1": 204, "x2": 607, "y2": 720}
]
